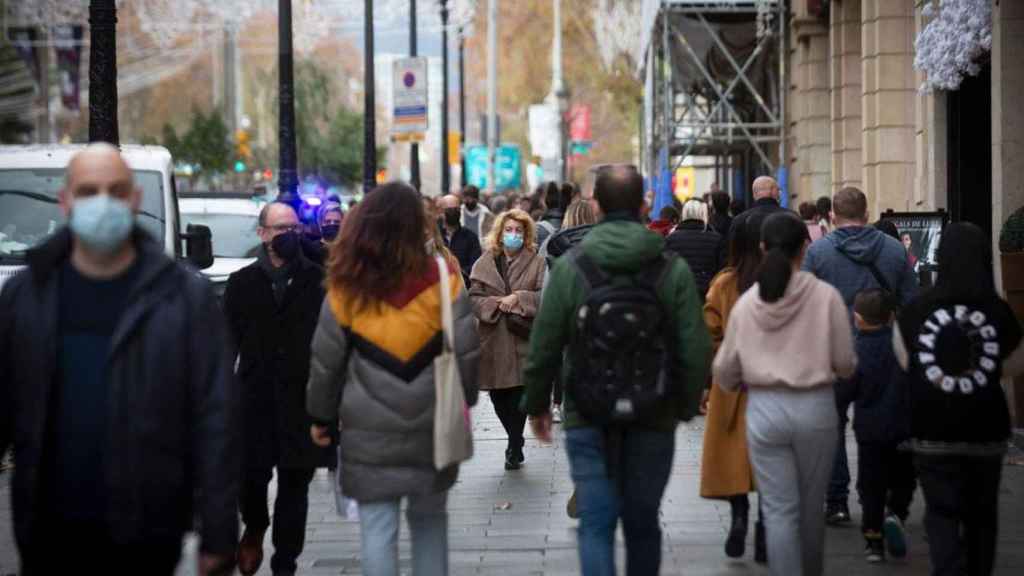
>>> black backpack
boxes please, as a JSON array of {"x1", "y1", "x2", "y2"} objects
[{"x1": 567, "y1": 250, "x2": 676, "y2": 425}]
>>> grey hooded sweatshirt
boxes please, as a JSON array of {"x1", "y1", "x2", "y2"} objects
[{"x1": 802, "y1": 225, "x2": 919, "y2": 314}]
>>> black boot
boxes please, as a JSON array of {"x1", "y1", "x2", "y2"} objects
[
  {"x1": 754, "y1": 520, "x2": 767, "y2": 564},
  {"x1": 725, "y1": 499, "x2": 749, "y2": 558}
]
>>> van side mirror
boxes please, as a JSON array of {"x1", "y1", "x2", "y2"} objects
[{"x1": 182, "y1": 224, "x2": 214, "y2": 270}]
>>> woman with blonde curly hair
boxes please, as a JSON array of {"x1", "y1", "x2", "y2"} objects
[{"x1": 469, "y1": 209, "x2": 546, "y2": 470}]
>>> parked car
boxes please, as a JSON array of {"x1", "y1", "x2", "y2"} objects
[
  {"x1": 0, "y1": 145, "x2": 212, "y2": 290},
  {"x1": 178, "y1": 191, "x2": 267, "y2": 296}
]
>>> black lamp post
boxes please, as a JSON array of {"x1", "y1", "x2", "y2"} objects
[
  {"x1": 440, "y1": 0, "x2": 450, "y2": 195},
  {"x1": 277, "y1": 0, "x2": 299, "y2": 207},
  {"x1": 363, "y1": 0, "x2": 378, "y2": 194},
  {"x1": 88, "y1": 0, "x2": 119, "y2": 145},
  {"x1": 410, "y1": 0, "x2": 421, "y2": 192},
  {"x1": 458, "y1": 27, "x2": 467, "y2": 188}
]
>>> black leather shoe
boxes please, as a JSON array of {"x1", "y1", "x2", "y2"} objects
[{"x1": 725, "y1": 509, "x2": 748, "y2": 558}]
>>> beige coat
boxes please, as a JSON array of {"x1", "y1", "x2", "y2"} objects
[{"x1": 469, "y1": 249, "x2": 545, "y2": 390}]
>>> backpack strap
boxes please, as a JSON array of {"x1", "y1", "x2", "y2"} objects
[
  {"x1": 636, "y1": 253, "x2": 675, "y2": 292},
  {"x1": 834, "y1": 245, "x2": 900, "y2": 304},
  {"x1": 569, "y1": 249, "x2": 609, "y2": 292}
]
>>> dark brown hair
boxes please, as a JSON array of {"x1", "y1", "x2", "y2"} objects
[
  {"x1": 798, "y1": 201, "x2": 818, "y2": 221},
  {"x1": 327, "y1": 182, "x2": 431, "y2": 312}
]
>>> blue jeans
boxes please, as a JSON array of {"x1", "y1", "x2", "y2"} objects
[
  {"x1": 565, "y1": 427, "x2": 675, "y2": 576},
  {"x1": 358, "y1": 491, "x2": 448, "y2": 576},
  {"x1": 827, "y1": 415, "x2": 851, "y2": 506}
]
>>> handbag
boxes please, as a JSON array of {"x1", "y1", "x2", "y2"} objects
[
  {"x1": 433, "y1": 256, "x2": 474, "y2": 471},
  {"x1": 496, "y1": 252, "x2": 534, "y2": 340}
]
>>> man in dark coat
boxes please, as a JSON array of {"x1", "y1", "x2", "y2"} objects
[
  {"x1": 223, "y1": 202, "x2": 332, "y2": 576},
  {"x1": 0, "y1": 144, "x2": 239, "y2": 576},
  {"x1": 440, "y1": 194, "x2": 482, "y2": 283}
]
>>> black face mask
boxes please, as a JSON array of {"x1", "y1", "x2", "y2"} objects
[
  {"x1": 321, "y1": 223, "x2": 340, "y2": 241},
  {"x1": 444, "y1": 208, "x2": 461, "y2": 227},
  {"x1": 270, "y1": 231, "x2": 300, "y2": 261},
  {"x1": 464, "y1": 200, "x2": 477, "y2": 211}
]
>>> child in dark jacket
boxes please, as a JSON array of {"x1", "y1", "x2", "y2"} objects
[{"x1": 837, "y1": 288, "x2": 916, "y2": 564}]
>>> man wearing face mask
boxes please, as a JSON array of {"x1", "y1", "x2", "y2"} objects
[
  {"x1": 222, "y1": 202, "x2": 331, "y2": 576},
  {"x1": 0, "y1": 144, "x2": 239, "y2": 575},
  {"x1": 440, "y1": 194, "x2": 482, "y2": 283},
  {"x1": 460, "y1": 185, "x2": 495, "y2": 245}
]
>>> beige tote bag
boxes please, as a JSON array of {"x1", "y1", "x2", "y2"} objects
[{"x1": 433, "y1": 256, "x2": 474, "y2": 470}]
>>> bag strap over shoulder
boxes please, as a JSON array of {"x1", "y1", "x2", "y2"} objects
[
  {"x1": 436, "y1": 256, "x2": 455, "y2": 352},
  {"x1": 570, "y1": 250, "x2": 609, "y2": 292},
  {"x1": 636, "y1": 253, "x2": 675, "y2": 292},
  {"x1": 834, "y1": 245, "x2": 898, "y2": 301}
]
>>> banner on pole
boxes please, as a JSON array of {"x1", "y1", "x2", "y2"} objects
[
  {"x1": 54, "y1": 25, "x2": 83, "y2": 111},
  {"x1": 528, "y1": 104, "x2": 559, "y2": 159},
  {"x1": 391, "y1": 57, "x2": 428, "y2": 142},
  {"x1": 9, "y1": 27, "x2": 40, "y2": 91}
]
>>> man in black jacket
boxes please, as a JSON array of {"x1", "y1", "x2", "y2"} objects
[
  {"x1": 223, "y1": 201, "x2": 332, "y2": 576},
  {"x1": 440, "y1": 194, "x2": 482, "y2": 282},
  {"x1": 0, "y1": 144, "x2": 239, "y2": 576}
]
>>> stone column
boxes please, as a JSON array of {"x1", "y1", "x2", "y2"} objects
[
  {"x1": 831, "y1": 0, "x2": 863, "y2": 194},
  {"x1": 861, "y1": 0, "x2": 916, "y2": 218},
  {"x1": 993, "y1": 0, "x2": 1024, "y2": 263},
  {"x1": 792, "y1": 10, "x2": 832, "y2": 204},
  {"x1": 992, "y1": 0, "x2": 1024, "y2": 429}
]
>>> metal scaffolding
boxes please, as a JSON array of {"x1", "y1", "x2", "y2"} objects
[{"x1": 639, "y1": 0, "x2": 786, "y2": 206}]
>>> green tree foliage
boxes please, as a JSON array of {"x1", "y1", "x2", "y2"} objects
[
  {"x1": 162, "y1": 108, "x2": 232, "y2": 177},
  {"x1": 294, "y1": 61, "x2": 385, "y2": 185}
]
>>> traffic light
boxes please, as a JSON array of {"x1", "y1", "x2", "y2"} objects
[{"x1": 235, "y1": 129, "x2": 252, "y2": 163}]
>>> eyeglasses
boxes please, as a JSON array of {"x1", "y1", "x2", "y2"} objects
[{"x1": 263, "y1": 224, "x2": 300, "y2": 233}]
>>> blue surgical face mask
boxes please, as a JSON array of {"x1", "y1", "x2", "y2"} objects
[
  {"x1": 69, "y1": 194, "x2": 134, "y2": 253},
  {"x1": 502, "y1": 231, "x2": 524, "y2": 251}
]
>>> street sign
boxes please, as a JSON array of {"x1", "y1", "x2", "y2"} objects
[
  {"x1": 528, "y1": 104, "x2": 560, "y2": 159},
  {"x1": 391, "y1": 57, "x2": 428, "y2": 142},
  {"x1": 465, "y1": 145, "x2": 522, "y2": 191}
]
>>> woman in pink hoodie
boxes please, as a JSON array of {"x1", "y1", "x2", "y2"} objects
[{"x1": 713, "y1": 212, "x2": 857, "y2": 576}]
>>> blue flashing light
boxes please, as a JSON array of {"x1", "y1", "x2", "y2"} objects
[{"x1": 305, "y1": 196, "x2": 322, "y2": 207}]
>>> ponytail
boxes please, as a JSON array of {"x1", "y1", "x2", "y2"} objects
[
  {"x1": 758, "y1": 248, "x2": 792, "y2": 302},
  {"x1": 756, "y1": 212, "x2": 811, "y2": 303}
]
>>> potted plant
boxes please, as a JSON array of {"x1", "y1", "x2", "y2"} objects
[{"x1": 999, "y1": 205, "x2": 1024, "y2": 432}]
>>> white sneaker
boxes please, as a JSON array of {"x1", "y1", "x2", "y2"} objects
[{"x1": 552, "y1": 405, "x2": 563, "y2": 423}]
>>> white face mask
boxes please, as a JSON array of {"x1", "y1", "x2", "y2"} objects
[{"x1": 69, "y1": 194, "x2": 134, "y2": 253}]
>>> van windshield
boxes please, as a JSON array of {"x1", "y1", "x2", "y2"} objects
[{"x1": 0, "y1": 169, "x2": 165, "y2": 260}]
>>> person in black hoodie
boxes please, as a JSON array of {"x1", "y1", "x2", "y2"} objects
[
  {"x1": 894, "y1": 222, "x2": 1024, "y2": 576},
  {"x1": 836, "y1": 288, "x2": 915, "y2": 564}
]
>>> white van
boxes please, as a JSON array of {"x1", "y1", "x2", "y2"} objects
[
  {"x1": 179, "y1": 192, "x2": 269, "y2": 296},
  {"x1": 0, "y1": 144, "x2": 212, "y2": 289}
]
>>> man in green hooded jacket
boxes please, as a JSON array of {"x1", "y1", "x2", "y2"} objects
[{"x1": 521, "y1": 165, "x2": 710, "y2": 576}]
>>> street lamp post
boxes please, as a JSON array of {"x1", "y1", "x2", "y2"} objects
[
  {"x1": 277, "y1": 0, "x2": 299, "y2": 207},
  {"x1": 410, "y1": 0, "x2": 421, "y2": 191},
  {"x1": 363, "y1": 0, "x2": 378, "y2": 194},
  {"x1": 88, "y1": 0, "x2": 119, "y2": 145},
  {"x1": 458, "y1": 27, "x2": 467, "y2": 188},
  {"x1": 440, "y1": 0, "x2": 451, "y2": 196}
]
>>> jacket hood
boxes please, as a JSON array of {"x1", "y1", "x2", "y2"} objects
[
  {"x1": 828, "y1": 225, "x2": 887, "y2": 263},
  {"x1": 749, "y1": 271, "x2": 817, "y2": 331},
  {"x1": 581, "y1": 218, "x2": 664, "y2": 273}
]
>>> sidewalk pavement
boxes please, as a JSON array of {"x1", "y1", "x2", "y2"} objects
[{"x1": 3, "y1": 394, "x2": 1023, "y2": 575}]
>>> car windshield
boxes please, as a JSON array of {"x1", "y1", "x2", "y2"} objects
[
  {"x1": 180, "y1": 212, "x2": 262, "y2": 259},
  {"x1": 0, "y1": 168, "x2": 165, "y2": 260}
]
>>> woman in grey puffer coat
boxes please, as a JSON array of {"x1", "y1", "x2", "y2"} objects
[{"x1": 307, "y1": 182, "x2": 480, "y2": 576}]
